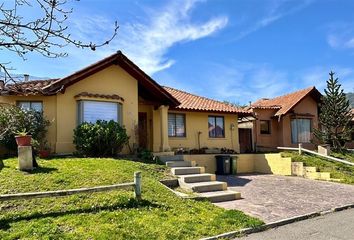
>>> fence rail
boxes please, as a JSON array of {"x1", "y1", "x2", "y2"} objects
[
  {"x1": 0, "y1": 171, "x2": 142, "y2": 201},
  {"x1": 278, "y1": 144, "x2": 354, "y2": 166}
]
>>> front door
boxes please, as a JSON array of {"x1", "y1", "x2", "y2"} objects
[
  {"x1": 239, "y1": 128, "x2": 253, "y2": 153},
  {"x1": 138, "y1": 112, "x2": 148, "y2": 149}
]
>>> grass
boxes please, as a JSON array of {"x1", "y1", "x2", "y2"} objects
[
  {"x1": 0, "y1": 158, "x2": 262, "y2": 240},
  {"x1": 282, "y1": 151, "x2": 354, "y2": 185}
]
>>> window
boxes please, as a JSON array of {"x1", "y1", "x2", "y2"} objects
[
  {"x1": 291, "y1": 118, "x2": 311, "y2": 143},
  {"x1": 77, "y1": 100, "x2": 122, "y2": 124},
  {"x1": 168, "y1": 113, "x2": 186, "y2": 137},
  {"x1": 17, "y1": 101, "x2": 43, "y2": 112},
  {"x1": 208, "y1": 116, "x2": 225, "y2": 138},
  {"x1": 260, "y1": 120, "x2": 271, "y2": 134}
]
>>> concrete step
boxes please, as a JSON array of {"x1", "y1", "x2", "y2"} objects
[
  {"x1": 180, "y1": 181, "x2": 227, "y2": 193},
  {"x1": 199, "y1": 190, "x2": 241, "y2": 203},
  {"x1": 171, "y1": 166, "x2": 205, "y2": 175},
  {"x1": 166, "y1": 161, "x2": 195, "y2": 168},
  {"x1": 304, "y1": 166, "x2": 317, "y2": 173},
  {"x1": 178, "y1": 173, "x2": 216, "y2": 183},
  {"x1": 159, "y1": 155, "x2": 184, "y2": 163},
  {"x1": 304, "y1": 171, "x2": 320, "y2": 180}
]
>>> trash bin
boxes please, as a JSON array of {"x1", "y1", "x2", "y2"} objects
[
  {"x1": 230, "y1": 155, "x2": 237, "y2": 174},
  {"x1": 215, "y1": 155, "x2": 231, "y2": 175}
]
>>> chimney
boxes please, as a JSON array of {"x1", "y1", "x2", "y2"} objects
[
  {"x1": 0, "y1": 80, "x2": 4, "y2": 89},
  {"x1": 24, "y1": 74, "x2": 29, "y2": 82}
]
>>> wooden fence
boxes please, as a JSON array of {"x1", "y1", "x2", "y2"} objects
[
  {"x1": 278, "y1": 144, "x2": 354, "y2": 166},
  {"x1": 0, "y1": 171, "x2": 142, "y2": 201}
]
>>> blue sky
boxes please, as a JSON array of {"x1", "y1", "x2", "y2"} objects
[{"x1": 3, "y1": 0, "x2": 354, "y2": 104}]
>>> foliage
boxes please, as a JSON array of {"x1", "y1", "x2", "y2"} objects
[
  {"x1": 282, "y1": 151, "x2": 354, "y2": 185},
  {"x1": 314, "y1": 71, "x2": 353, "y2": 151},
  {"x1": 73, "y1": 120, "x2": 129, "y2": 157},
  {"x1": 0, "y1": 104, "x2": 50, "y2": 152},
  {"x1": 137, "y1": 148, "x2": 155, "y2": 163},
  {"x1": 0, "y1": 158, "x2": 263, "y2": 239},
  {"x1": 0, "y1": 0, "x2": 118, "y2": 86}
]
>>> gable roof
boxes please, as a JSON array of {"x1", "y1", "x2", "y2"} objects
[
  {"x1": 251, "y1": 86, "x2": 322, "y2": 116},
  {"x1": 164, "y1": 86, "x2": 251, "y2": 115},
  {"x1": 1, "y1": 51, "x2": 179, "y2": 106}
]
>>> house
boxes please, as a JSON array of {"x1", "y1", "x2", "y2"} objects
[
  {"x1": 0, "y1": 51, "x2": 250, "y2": 154},
  {"x1": 239, "y1": 87, "x2": 322, "y2": 152},
  {"x1": 346, "y1": 109, "x2": 354, "y2": 149}
]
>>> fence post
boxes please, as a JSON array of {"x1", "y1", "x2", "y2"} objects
[
  {"x1": 298, "y1": 143, "x2": 302, "y2": 155},
  {"x1": 134, "y1": 171, "x2": 142, "y2": 200}
]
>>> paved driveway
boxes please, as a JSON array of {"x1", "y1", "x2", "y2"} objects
[{"x1": 215, "y1": 174, "x2": 354, "y2": 223}]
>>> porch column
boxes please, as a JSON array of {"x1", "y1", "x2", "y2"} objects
[{"x1": 159, "y1": 105, "x2": 170, "y2": 152}]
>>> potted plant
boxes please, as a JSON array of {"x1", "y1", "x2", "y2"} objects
[
  {"x1": 14, "y1": 129, "x2": 32, "y2": 146},
  {"x1": 39, "y1": 141, "x2": 51, "y2": 158}
]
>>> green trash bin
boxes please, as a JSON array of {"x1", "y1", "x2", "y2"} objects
[{"x1": 230, "y1": 155, "x2": 237, "y2": 174}]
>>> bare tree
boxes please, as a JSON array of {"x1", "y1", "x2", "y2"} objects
[{"x1": 0, "y1": 0, "x2": 118, "y2": 84}]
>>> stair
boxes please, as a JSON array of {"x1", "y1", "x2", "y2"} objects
[
  {"x1": 171, "y1": 166, "x2": 205, "y2": 175},
  {"x1": 166, "y1": 161, "x2": 196, "y2": 168},
  {"x1": 291, "y1": 162, "x2": 336, "y2": 182},
  {"x1": 178, "y1": 173, "x2": 215, "y2": 183},
  {"x1": 180, "y1": 181, "x2": 227, "y2": 193},
  {"x1": 159, "y1": 154, "x2": 184, "y2": 163},
  {"x1": 167, "y1": 160, "x2": 241, "y2": 203},
  {"x1": 199, "y1": 190, "x2": 241, "y2": 203}
]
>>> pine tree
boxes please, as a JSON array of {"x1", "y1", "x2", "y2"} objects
[{"x1": 314, "y1": 71, "x2": 354, "y2": 151}]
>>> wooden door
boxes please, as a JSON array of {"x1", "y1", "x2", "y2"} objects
[
  {"x1": 138, "y1": 112, "x2": 148, "y2": 149},
  {"x1": 239, "y1": 128, "x2": 253, "y2": 153}
]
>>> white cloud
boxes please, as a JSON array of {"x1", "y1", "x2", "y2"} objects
[
  {"x1": 233, "y1": 0, "x2": 315, "y2": 41},
  {"x1": 69, "y1": 0, "x2": 228, "y2": 75},
  {"x1": 327, "y1": 22, "x2": 354, "y2": 50}
]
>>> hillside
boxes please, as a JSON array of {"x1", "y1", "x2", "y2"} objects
[{"x1": 347, "y1": 92, "x2": 354, "y2": 107}]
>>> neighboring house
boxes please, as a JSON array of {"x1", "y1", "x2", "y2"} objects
[
  {"x1": 239, "y1": 87, "x2": 322, "y2": 151},
  {"x1": 0, "y1": 51, "x2": 250, "y2": 154},
  {"x1": 346, "y1": 109, "x2": 354, "y2": 149}
]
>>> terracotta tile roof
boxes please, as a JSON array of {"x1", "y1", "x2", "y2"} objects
[
  {"x1": 251, "y1": 86, "x2": 322, "y2": 116},
  {"x1": 163, "y1": 86, "x2": 251, "y2": 115},
  {"x1": 1, "y1": 79, "x2": 59, "y2": 95},
  {"x1": 75, "y1": 92, "x2": 124, "y2": 101}
]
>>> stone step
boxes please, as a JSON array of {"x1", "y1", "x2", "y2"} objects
[
  {"x1": 166, "y1": 161, "x2": 195, "y2": 168},
  {"x1": 199, "y1": 190, "x2": 241, "y2": 203},
  {"x1": 178, "y1": 173, "x2": 216, "y2": 183},
  {"x1": 180, "y1": 181, "x2": 227, "y2": 193},
  {"x1": 304, "y1": 166, "x2": 317, "y2": 173},
  {"x1": 171, "y1": 166, "x2": 205, "y2": 175},
  {"x1": 159, "y1": 155, "x2": 184, "y2": 163},
  {"x1": 304, "y1": 171, "x2": 320, "y2": 180}
]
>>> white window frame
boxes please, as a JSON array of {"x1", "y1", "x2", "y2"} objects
[{"x1": 17, "y1": 101, "x2": 43, "y2": 112}]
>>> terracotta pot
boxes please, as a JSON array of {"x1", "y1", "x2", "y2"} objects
[
  {"x1": 15, "y1": 135, "x2": 32, "y2": 146},
  {"x1": 39, "y1": 150, "x2": 50, "y2": 158}
]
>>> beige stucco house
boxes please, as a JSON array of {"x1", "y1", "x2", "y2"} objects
[
  {"x1": 0, "y1": 51, "x2": 251, "y2": 155},
  {"x1": 239, "y1": 87, "x2": 322, "y2": 152}
]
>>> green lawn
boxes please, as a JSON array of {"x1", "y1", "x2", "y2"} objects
[
  {"x1": 0, "y1": 158, "x2": 262, "y2": 240},
  {"x1": 281, "y1": 151, "x2": 354, "y2": 185}
]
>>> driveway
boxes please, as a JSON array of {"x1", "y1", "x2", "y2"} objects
[{"x1": 215, "y1": 174, "x2": 354, "y2": 223}]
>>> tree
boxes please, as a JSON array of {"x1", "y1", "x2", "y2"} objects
[
  {"x1": 0, "y1": 0, "x2": 118, "y2": 85},
  {"x1": 314, "y1": 71, "x2": 354, "y2": 151}
]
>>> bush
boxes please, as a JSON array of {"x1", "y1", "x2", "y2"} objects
[
  {"x1": 73, "y1": 120, "x2": 129, "y2": 157},
  {"x1": 0, "y1": 104, "x2": 50, "y2": 152}
]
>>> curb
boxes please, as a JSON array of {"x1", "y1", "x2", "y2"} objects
[{"x1": 200, "y1": 203, "x2": 354, "y2": 240}]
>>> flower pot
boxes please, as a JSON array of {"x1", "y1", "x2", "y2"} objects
[
  {"x1": 15, "y1": 135, "x2": 32, "y2": 146},
  {"x1": 39, "y1": 150, "x2": 50, "y2": 158}
]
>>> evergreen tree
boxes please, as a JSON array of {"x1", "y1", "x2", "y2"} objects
[{"x1": 314, "y1": 71, "x2": 353, "y2": 151}]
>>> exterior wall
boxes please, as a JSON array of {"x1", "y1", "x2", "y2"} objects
[
  {"x1": 254, "y1": 95, "x2": 319, "y2": 150},
  {"x1": 164, "y1": 111, "x2": 240, "y2": 153},
  {"x1": 0, "y1": 95, "x2": 57, "y2": 152},
  {"x1": 183, "y1": 153, "x2": 292, "y2": 175},
  {"x1": 55, "y1": 65, "x2": 138, "y2": 153}
]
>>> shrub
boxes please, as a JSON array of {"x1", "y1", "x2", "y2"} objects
[
  {"x1": 137, "y1": 148, "x2": 155, "y2": 163},
  {"x1": 73, "y1": 120, "x2": 129, "y2": 157},
  {"x1": 0, "y1": 104, "x2": 50, "y2": 152}
]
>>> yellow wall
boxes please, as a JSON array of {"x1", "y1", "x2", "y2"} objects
[
  {"x1": 55, "y1": 65, "x2": 138, "y2": 153},
  {"x1": 183, "y1": 153, "x2": 292, "y2": 175},
  {"x1": 159, "y1": 111, "x2": 240, "y2": 153},
  {"x1": 0, "y1": 95, "x2": 57, "y2": 152}
]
